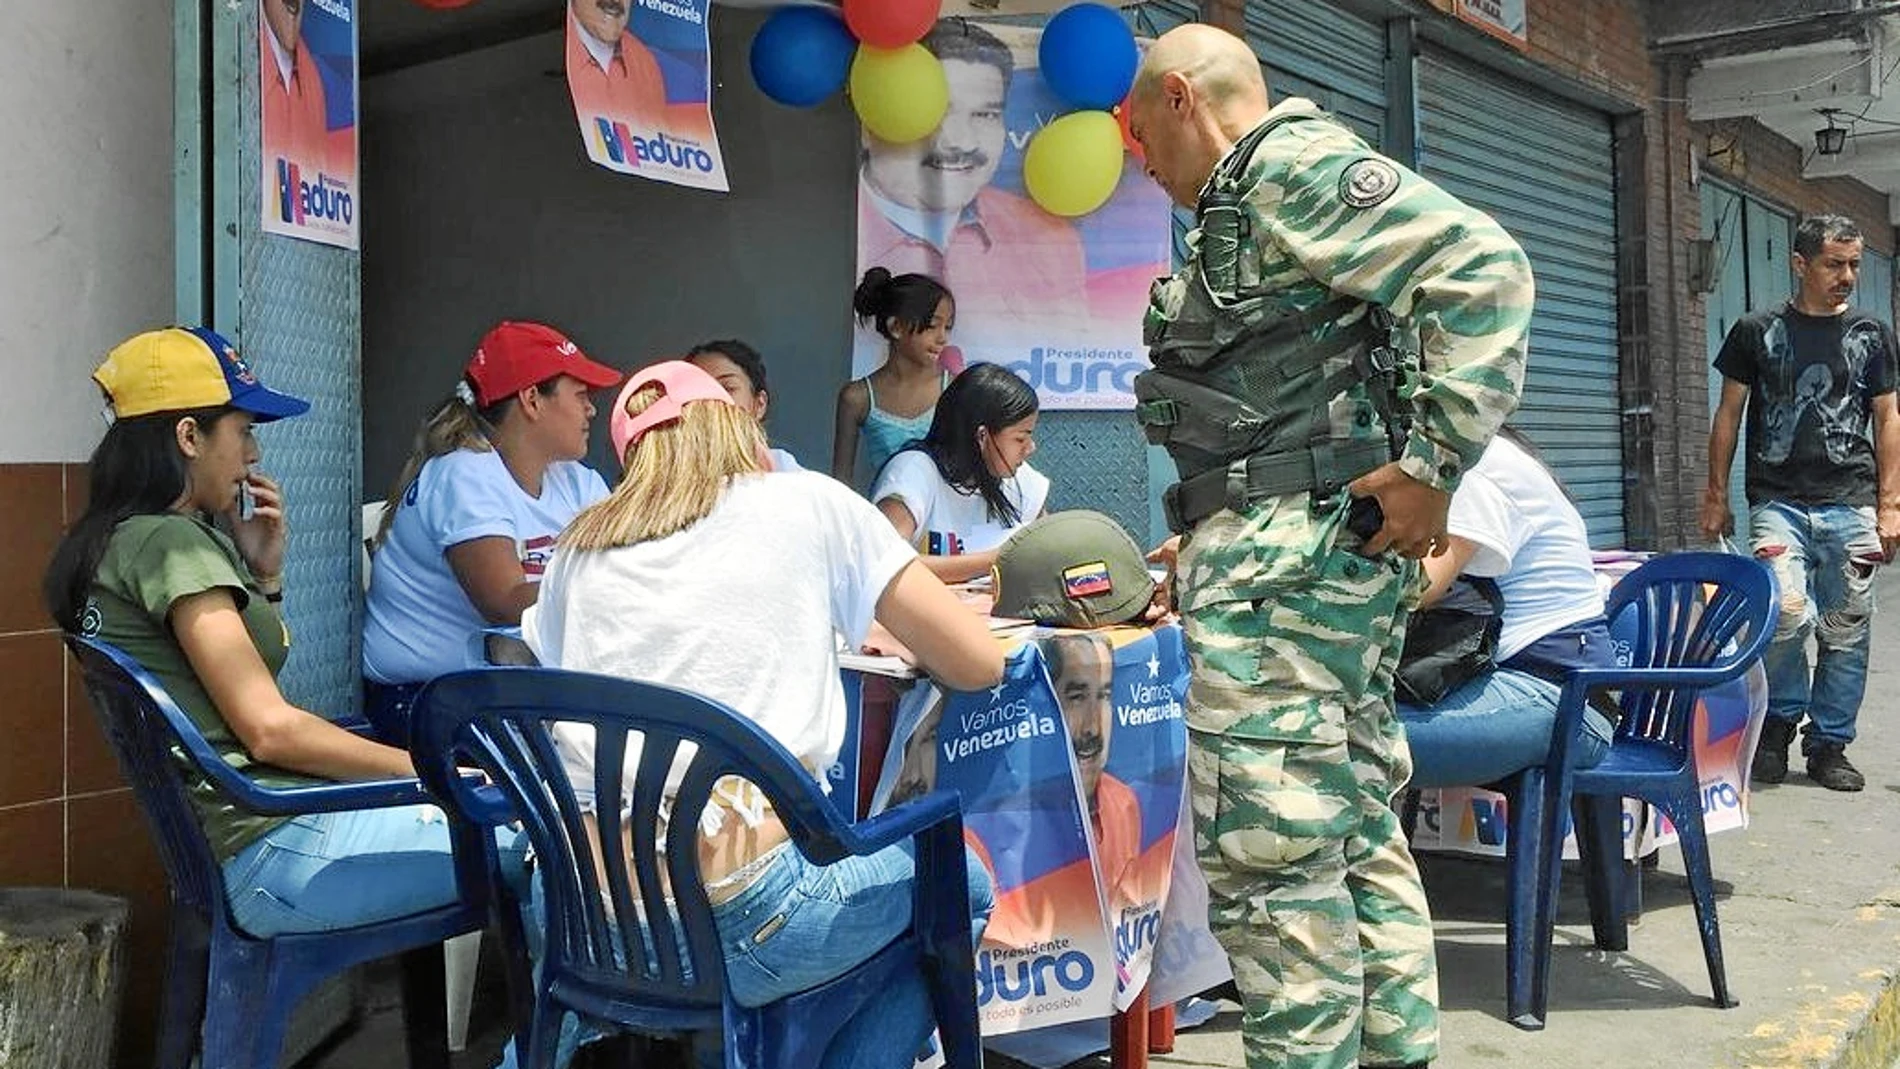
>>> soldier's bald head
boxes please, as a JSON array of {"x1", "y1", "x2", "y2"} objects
[
  {"x1": 1131, "y1": 24, "x2": 1268, "y2": 118},
  {"x1": 1125, "y1": 24, "x2": 1271, "y2": 208}
]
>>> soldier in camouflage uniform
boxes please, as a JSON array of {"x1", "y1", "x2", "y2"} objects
[{"x1": 1125, "y1": 25, "x2": 1532, "y2": 1069}]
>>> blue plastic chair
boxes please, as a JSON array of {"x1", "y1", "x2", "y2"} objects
[
  {"x1": 1404, "y1": 753, "x2": 1553, "y2": 1030},
  {"x1": 66, "y1": 635, "x2": 488, "y2": 1069},
  {"x1": 408, "y1": 666, "x2": 985, "y2": 1069},
  {"x1": 1528, "y1": 551, "x2": 1775, "y2": 1025}
]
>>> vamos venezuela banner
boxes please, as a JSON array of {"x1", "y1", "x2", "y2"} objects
[{"x1": 869, "y1": 625, "x2": 1188, "y2": 1034}]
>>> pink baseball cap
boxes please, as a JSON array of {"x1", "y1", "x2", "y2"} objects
[
  {"x1": 610, "y1": 360, "x2": 739, "y2": 461},
  {"x1": 465, "y1": 321, "x2": 623, "y2": 407}
]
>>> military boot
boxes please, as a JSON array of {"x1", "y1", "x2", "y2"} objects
[
  {"x1": 1751, "y1": 717, "x2": 1798, "y2": 785},
  {"x1": 1806, "y1": 743, "x2": 1865, "y2": 792}
]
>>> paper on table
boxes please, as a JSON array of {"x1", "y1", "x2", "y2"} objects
[{"x1": 838, "y1": 651, "x2": 918, "y2": 678}]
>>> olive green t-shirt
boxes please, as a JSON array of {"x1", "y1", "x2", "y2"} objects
[{"x1": 80, "y1": 513, "x2": 322, "y2": 860}]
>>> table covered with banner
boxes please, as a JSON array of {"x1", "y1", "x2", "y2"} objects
[
  {"x1": 833, "y1": 552, "x2": 1774, "y2": 1061},
  {"x1": 840, "y1": 623, "x2": 1192, "y2": 1041}
]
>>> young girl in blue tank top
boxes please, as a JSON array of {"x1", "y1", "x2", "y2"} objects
[{"x1": 833, "y1": 268, "x2": 959, "y2": 489}]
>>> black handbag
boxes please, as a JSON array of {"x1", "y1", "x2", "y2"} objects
[{"x1": 1395, "y1": 575, "x2": 1505, "y2": 707}]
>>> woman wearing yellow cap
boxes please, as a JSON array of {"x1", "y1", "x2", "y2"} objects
[{"x1": 45, "y1": 327, "x2": 463, "y2": 937}]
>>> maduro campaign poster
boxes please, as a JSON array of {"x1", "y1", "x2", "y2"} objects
[
  {"x1": 870, "y1": 625, "x2": 1192, "y2": 1034},
  {"x1": 566, "y1": 0, "x2": 729, "y2": 192},
  {"x1": 1042, "y1": 627, "x2": 1188, "y2": 1011},
  {"x1": 259, "y1": 0, "x2": 358, "y2": 248},
  {"x1": 875, "y1": 644, "x2": 1116, "y2": 1034},
  {"x1": 853, "y1": 20, "x2": 1171, "y2": 410}
]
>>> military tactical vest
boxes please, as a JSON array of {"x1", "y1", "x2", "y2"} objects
[{"x1": 1135, "y1": 113, "x2": 1413, "y2": 534}]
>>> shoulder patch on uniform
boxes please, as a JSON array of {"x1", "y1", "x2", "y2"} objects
[{"x1": 1339, "y1": 158, "x2": 1400, "y2": 209}]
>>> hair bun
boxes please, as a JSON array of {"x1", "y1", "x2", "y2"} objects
[{"x1": 853, "y1": 267, "x2": 895, "y2": 318}]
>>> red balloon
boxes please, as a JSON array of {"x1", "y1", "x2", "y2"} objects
[
  {"x1": 1116, "y1": 100, "x2": 1145, "y2": 163},
  {"x1": 843, "y1": 0, "x2": 940, "y2": 49}
]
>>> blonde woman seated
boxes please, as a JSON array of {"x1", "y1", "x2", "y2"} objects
[{"x1": 520, "y1": 360, "x2": 1002, "y2": 1068}]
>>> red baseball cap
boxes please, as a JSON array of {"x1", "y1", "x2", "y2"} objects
[{"x1": 464, "y1": 321, "x2": 623, "y2": 407}]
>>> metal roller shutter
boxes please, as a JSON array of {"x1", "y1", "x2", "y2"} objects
[
  {"x1": 1130, "y1": 0, "x2": 1196, "y2": 34},
  {"x1": 1417, "y1": 51, "x2": 1624, "y2": 546},
  {"x1": 1246, "y1": 1, "x2": 1388, "y2": 147}
]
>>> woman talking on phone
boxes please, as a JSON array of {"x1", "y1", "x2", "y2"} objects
[{"x1": 46, "y1": 327, "x2": 464, "y2": 936}]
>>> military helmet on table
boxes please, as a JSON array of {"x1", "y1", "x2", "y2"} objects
[{"x1": 991, "y1": 510, "x2": 1155, "y2": 629}]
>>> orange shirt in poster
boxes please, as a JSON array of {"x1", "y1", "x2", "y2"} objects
[
  {"x1": 969, "y1": 835, "x2": 1105, "y2": 950},
  {"x1": 1094, "y1": 772, "x2": 1170, "y2": 916},
  {"x1": 858, "y1": 185, "x2": 1091, "y2": 328},
  {"x1": 259, "y1": 25, "x2": 331, "y2": 174},
  {"x1": 566, "y1": 21, "x2": 668, "y2": 132}
]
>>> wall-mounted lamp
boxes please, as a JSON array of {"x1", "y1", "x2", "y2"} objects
[{"x1": 1816, "y1": 109, "x2": 1848, "y2": 156}]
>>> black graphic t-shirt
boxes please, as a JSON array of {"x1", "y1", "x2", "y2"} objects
[{"x1": 1715, "y1": 303, "x2": 1898, "y2": 506}]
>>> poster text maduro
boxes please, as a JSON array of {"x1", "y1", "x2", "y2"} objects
[
  {"x1": 566, "y1": 0, "x2": 729, "y2": 192},
  {"x1": 871, "y1": 626, "x2": 1188, "y2": 1033},
  {"x1": 259, "y1": 0, "x2": 359, "y2": 248}
]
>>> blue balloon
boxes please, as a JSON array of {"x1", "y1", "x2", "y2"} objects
[
  {"x1": 750, "y1": 7, "x2": 856, "y2": 108},
  {"x1": 1039, "y1": 3, "x2": 1140, "y2": 112}
]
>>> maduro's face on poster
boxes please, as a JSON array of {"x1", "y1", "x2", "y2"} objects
[
  {"x1": 891, "y1": 698, "x2": 946, "y2": 808},
  {"x1": 261, "y1": 0, "x2": 303, "y2": 53},
  {"x1": 571, "y1": 0, "x2": 631, "y2": 49},
  {"x1": 1048, "y1": 633, "x2": 1113, "y2": 805},
  {"x1": 863, "y1": 57, "x2": 1009, "y2": 216}
]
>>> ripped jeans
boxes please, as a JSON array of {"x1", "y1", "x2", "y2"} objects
[{"x1": 1750, "y1": 500, "x2": 1881, "y2": 749}]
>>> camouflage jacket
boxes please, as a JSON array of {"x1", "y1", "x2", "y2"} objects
[
  {"x1": 1151, "y1": 97, "x2": 1532, "y2": 500},
  {"x1": 1157, "y1": 99, "x2": 1533, "y2": 611}
]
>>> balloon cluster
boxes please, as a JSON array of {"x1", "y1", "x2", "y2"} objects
[
  {"x1": 1023, "y1": 3, "x2": 1140, "y2": 217},
  {"x1": 749, "y1": 1, "x2": 1141, "y2": 217},
  {"x1": 750, "y1": 0, "x2": 948, "y2": 142}
]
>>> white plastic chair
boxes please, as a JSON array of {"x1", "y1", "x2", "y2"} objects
[{"x1": 360, "y1": 500, "x2": 387, "y2": 593}]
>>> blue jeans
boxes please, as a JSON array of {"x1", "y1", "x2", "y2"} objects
[
  {"x1": 1751, "y1": 501, "x2": 1880, "y2": 748},
  {"x1": 221, "y1": 805, "x2": 462, "y2": 938},
  {"x1": 502, "y1": 841, "x2": 995, "y2": 1069},
  {"x1": 1398, "y1": 668, "x2": 1612, "y2": 788}
]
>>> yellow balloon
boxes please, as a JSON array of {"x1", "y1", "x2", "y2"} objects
[
  {"x1": 849, "y1": 45, "x2": 949, "y2": 145},
  {"x1": 1023, "y1": 110, "x2": 1125, "y2": 217}
]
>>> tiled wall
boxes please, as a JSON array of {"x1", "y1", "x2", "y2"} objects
[{"x1": 1, "y1": 462, "x2": 168, "y2": 1065}]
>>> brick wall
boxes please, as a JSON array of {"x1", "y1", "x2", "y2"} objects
[
  {"x1": 1695, "y1": 118, "x2": 1895, "y2": 255},
  {"x1": 0, "y1": 463, "x2": 168, "y2": 1066}
]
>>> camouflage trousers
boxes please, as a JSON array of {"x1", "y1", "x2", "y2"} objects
[{"x1": 1179, "y1": 499, "x2": 1438, "y2": 1069}]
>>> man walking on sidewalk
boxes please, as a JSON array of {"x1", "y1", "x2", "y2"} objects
[{"x1": 1702, "y1": 213, "x2": 1900, "y2": 792}]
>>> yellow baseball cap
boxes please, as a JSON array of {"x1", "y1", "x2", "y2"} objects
[{"x1": 93, "y1": 327, "x2": 310, "y2": 423}]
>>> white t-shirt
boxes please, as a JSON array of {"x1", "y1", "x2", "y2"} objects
[
  {"x1": 363, "y1": 448, "x2": 609, "y2": 684},
  {"x1": 524, "y1": 471, "x2": 916, "y2": 804},
  {"x1": 768, "y1": 447, "x2": 802, "y2": 473},
  {"x1": 871, "y1": 450, "x2": 1050, "y2": 556},
  {"x1": 1448, "y1": 436, "x2": 1605, "y2": 660}
]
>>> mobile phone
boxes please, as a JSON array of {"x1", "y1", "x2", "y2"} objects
[
  {"x1": 1346, "y1": 495, "x2": 1384, "y2": 541},
  {"x1": 237, "y1": 480, "x2": 256, "y2": 522}
]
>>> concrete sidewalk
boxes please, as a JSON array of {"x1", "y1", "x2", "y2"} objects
[{"x1": 1146, "y1": 571, "x2": 1900, "y2": 1069}]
